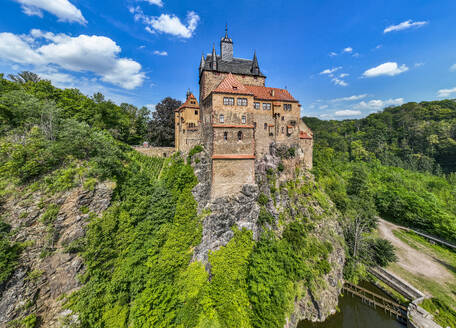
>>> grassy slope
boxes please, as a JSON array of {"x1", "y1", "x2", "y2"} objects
[{"x1": 391, "y1": 230, "x2": 456, "y2": 325}]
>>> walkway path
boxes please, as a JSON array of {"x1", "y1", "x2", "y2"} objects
[{"x1": 377, "y1": 219, "x2": 454, "y2": 284}]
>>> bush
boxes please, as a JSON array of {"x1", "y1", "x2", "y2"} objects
[{"x1": 257, "y1": 193, "x2": 268, "y2": 206}]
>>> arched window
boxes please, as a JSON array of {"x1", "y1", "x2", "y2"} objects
[
  {"x1": 224, "y1": 132, "x2": 228, "y2": 141},
  {"x1": 238, "y1": 131, "x2": 243, "y2": 140}
]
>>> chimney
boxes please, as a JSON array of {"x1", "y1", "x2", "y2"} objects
[{"x1": 271, "y1": 89, "x2": 275, "y2": 97}]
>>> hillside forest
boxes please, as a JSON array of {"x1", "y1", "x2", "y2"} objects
[{"x1": 0, "y1": 72, "x2": 455, "y2": 326}]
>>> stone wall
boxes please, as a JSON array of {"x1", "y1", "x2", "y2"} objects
[
  {"x1": 133, "y1": 146, "x2": 175, "y2": 158},
  {"x1": 211, "y1": 159, "x2": 255, "y2": 199},
  {"x1": 200, "y1": 71, "x2": 265, "y2": 101}
]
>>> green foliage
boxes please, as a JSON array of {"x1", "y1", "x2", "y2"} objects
[
  {"x1": 370, "y1": 238, "x2": 397, "y2": 267},
  {"x1": 257, "y1": 207, "x2": 274, "y2": 225},
  {"x1": 187, "y1": 145, "x2": 204, "y2": 164},
  {"x1": 303, "y1": 99, "x2": 456, "y2": 173},
  {"x1": 40, "y1": 204, "x2": 60, "y2": 225},
  {"x1": 0, "y1": 220, "x2": 22, "y2": 285},
  {"x1": 421, "y1": 298, "x2": 456, "y2": 328},
  {"x1": 148, "y1": 97, "x2": 182, "y2": 147},
  {"x1": 248, "y1": 223, "x2": 332, "y2": 328},
  {"x1": 257, "y1": 193, "x2": 268, "y2": 206}
]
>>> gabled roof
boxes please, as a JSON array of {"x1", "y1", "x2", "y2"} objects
[
  {"x1": 212, "y1": 73, "x2": 254, "y2": 96},
  {"x1": 244, "y1": 85, "x2": 297, "y2": 102},
  {"x1": 202, "y1": 55, "x2": 266, "y2": 77},
  {"x1": 175, "y1": 93, "x2": 199, "y2": 112}
]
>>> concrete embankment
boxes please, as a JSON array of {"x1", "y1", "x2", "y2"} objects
[{"x1": 369, "y1": 267, "x2": 443, "y2": 328}]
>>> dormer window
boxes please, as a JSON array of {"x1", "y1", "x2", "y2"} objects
[
  {"x1": 237, "y1": 98, "x2": 248, "y2": 106},
  {"x1": 233, "y1": 86, "x2": 238, "y2": 90},
  {"x1": 223, "y1": 97, "x2": 234, "y2": 105}
]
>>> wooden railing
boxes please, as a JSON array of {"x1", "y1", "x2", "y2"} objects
[{"x1": 343, "y1": 282, "x2": 408, "y2": 323}]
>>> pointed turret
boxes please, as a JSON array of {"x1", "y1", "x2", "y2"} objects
[
  {"x1": 199, "y1": 53, "x2": 205, "y2": 74},
  {"x1": 211, "y1": 44, "x2": 217, "y2": 70},
  {"x1": 251, "y1": 51, "x2": 260, "y2": 75}
]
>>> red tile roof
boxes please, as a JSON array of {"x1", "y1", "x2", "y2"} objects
[
  {"x1": 244, "y1": 85, "x2": 297, "y2": 102},
  {"x1": 176, "y1": 93, "x2": 199, "y2": 112},
  {"x1": 212, "y1": 73, "x2": 254, "y2": 96},
  {"x1": 300, "y1": 131, "x2": 313, "y2": 139}
]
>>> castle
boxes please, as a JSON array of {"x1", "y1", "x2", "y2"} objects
[{"x1": 175, "y1": 29, "x2": 313, "y2": 199}]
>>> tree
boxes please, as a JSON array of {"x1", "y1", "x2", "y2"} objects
[
  {"x1": 148, "y1": 97, "x2": 181, "y2": 147},
  {"x1": 8, "y1": 71, "x2": 41, "y2": 84},
  {"x1": 371, "y1": 238, "x2": 397, "y2": 267}
]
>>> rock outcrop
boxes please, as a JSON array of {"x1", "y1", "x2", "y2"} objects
[
  {"x1": 190, "y1": 145, "x2": 345, "y2": 327},
  {"x1": 0, "y1": 182, "x2": 115, "y2": 327}
]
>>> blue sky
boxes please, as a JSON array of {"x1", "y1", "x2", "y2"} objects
[{"x1": 0, "y1": 0, "x2": 455, "y2": 119}]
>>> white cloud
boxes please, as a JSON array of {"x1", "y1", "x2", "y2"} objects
[
  {"x1": 384, "y1": 20, "x2": 428, "y2": 33},
  {"x1": 339, "y1": 73, "x2": 349, "y2": 78},
  {"x1": 143, "y1": 0, "x2": 163, "y2": 7},
  {"x1": 437, "y1": 87, "x2": 456, "y2": 98},
  {"x1": 153, "y1": 50, "x2": 168, "y2": 56},
  {"x1": 331, "y1": 77, "x2": 348, "y2": 87},
  {"x1": 376, "y1": 44, "x2": 382, "y2": 49},
  {"x1": 0, "y1": 30, "x2": 145, "y2": 89},
  {"x1": 363, "y1": 62, "x2": 409, "y2": 77},
  {"x1": 131, "y1": 6, "x2": 200, "y2": 38},
  {"x1": 329, "y1": 52, "x2": 337, "y2": 57},
  {"x1": 450, "y1": 64, "x2": 456, "y2": 72},
  {"x1": 13, "y1": 0, "x2": 86, "y2": 24},
  {"x1": 354, "y1": 98, "x2": 404, "y2": 110},
  {"x1": 330, "y1": 94, "x2": 368, "y2": 102},
  {"x1": 146, "y1": 104, "x2": 156, "y2": 111},
  {"x1": 343, "y1": 47, "x2": 353, "y2": 53},
  {"x1": 415, "y1": 62, "x2": 424, "y2": 67},
  {"x1": 334, "y1": 110, "x2": 362, "y2": 117},
  {"x1": 319, "y1": 105, "x2": 328, "y2": 110},
  {"x1": 320, "y1": 66, "x2": 342, "y2": 75}
]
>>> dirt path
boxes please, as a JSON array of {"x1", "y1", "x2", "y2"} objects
[{"x1": 377, "y1": 218, "x2": 454, "y2": 283}]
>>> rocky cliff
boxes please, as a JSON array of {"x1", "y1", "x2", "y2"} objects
[
  {"x1": 0, "y1": 181, "x2": 114, "y2": 327},
  {"x1": 190, "y1": 144, "x2": 345, "y2": 327}
]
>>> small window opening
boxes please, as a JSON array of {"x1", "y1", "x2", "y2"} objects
[
  {"x1": 224, "y1": 132, "x2": 228, "y2": 141},
  {"x1": 238, "y1": 131, "x2": 243, "y2": 140},
  {"x1": 219, "y1": 114, "x2": 224, "y2": 123},
  {"x1": 264, "y1": 123, "x2": 267, "y2": 130},
  {"x1": 242, "y1": 115, "x2": 246, "y2": 124}
]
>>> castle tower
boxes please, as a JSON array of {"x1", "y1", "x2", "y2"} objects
[
  {"x1": 174, "y1": 92, "x2": 200, "y2": 153},
  {"x1": 220, "y1": 25, "x2": 233, "y2": 61}
]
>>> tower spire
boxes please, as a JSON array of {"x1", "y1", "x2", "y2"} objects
[
  {"x1": 225, "y1": 23, "x2": 228, "y2": 38},
  {"x1": 251, "y1": 50, "x2": 259, "y2": 75},
  {"x1": 199, "y1": 52, "x2": 205, "y2": 74},
  {"x1": 211, "y1": 44, "x2": 217, "y2": 70}
]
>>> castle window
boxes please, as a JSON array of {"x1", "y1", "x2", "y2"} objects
[
  {"x1": 195, "y1": 110, "x2": 198, "y2": 115},
  {"x1": 237, "y1": 98, "x2": 248, "y2": 106},
  {"x1": 290, "y1": 120, "x2": 296, "y2": 126},
  {"x1": 223, "y1": 97, "x2": 234, "y2": 105},
  {"x1": 264, "y1": 123, "x2": 267, "y2": 130},
  {"x1": 238, "y1": 131, "x2": 243, "y2": 140},
  {"x1": 284, "y1": 104, "x2": 292, "y2": 111},
  {"x1": 253, "y1": 122, "x2": 257, "y2": 128},
  {"x1": 224, "y1": 132, "x2": 228, "y2": 141},
  {"x1": 282, "y1": 127, "x2": 284, "y2": 134},
  {"x1": 281, "y1": 116, "x2": 285, "y2": 121},
  {"x1": 263, "y1": 103, "x2": 271, "y2": 110},
  {"x1": 254, "y1": 102, "x2": 260, "y2": 109},
  {"x1": 242, "y1": 115, "x2": 246, "y2": 124},
  {"x1": 219, "y1": 114, "x2": 224, "y2": 123}
]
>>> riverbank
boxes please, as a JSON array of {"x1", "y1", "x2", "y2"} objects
[{"x1": 377, "y1": 219, "x2": 456, "y2": 327}]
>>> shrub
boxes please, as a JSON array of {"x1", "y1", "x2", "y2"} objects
[{"x1": 257, "y1": 193, "x2": 268, "y2": 206}]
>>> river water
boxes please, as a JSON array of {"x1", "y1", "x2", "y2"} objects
[{"x1": 298, "y1": 283, "x2": 406, "y2": 328}]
